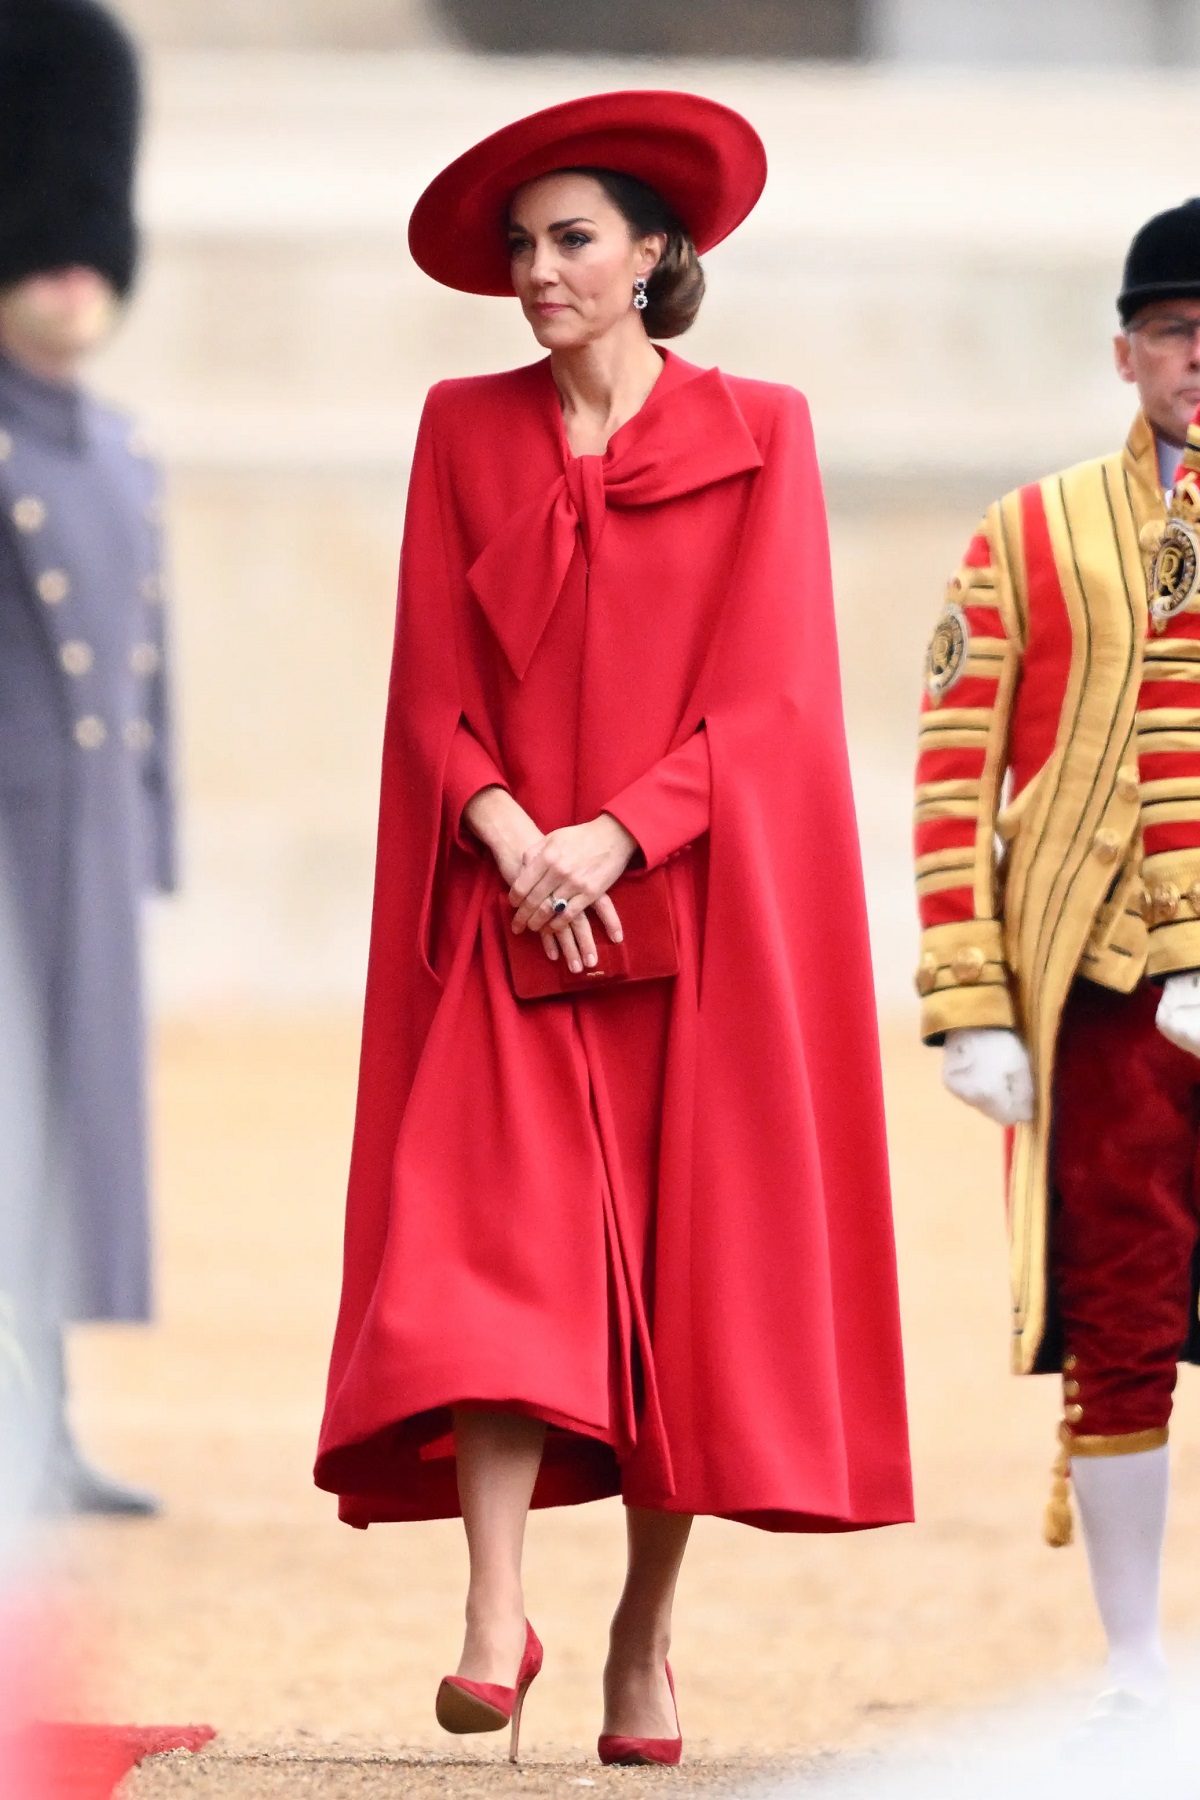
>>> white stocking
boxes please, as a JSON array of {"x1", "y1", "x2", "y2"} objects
[{"x1": 1071, "y1": 1445, "x2": 1169, "y2": 1703}]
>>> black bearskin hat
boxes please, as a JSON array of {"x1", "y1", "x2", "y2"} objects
[
  {"x1": 0, "y1": 0, "x2": 141, "y2": 297},
  {"x1": 1119, "y1": 198, "x2": 1200, "y2": 326}
]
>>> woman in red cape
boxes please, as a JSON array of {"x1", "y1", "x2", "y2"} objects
[{"x1": 315, "y1": 90, "x2": 911, "y2": 1761}]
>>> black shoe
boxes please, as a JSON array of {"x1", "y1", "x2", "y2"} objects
[{"x1": 35, "y1": 1446, "x2": 161, "y2": 1519}]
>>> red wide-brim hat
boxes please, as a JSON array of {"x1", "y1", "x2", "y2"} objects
[{"x1": 408, "y1": 89, "x2": 767, "y2": 296}]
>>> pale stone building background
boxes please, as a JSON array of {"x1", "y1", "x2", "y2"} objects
[{"x1": 96, "y1": 0, "x2": 1199, "y2": 1016}]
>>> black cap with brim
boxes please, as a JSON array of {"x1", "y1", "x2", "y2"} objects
[{"x1": 1119, "y1": 198, "x2": 1200, "y2": 326}]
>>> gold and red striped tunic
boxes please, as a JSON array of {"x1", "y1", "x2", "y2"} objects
[{"x1": 911, "y1": 408, "x2": 1200, "y2": 1372}]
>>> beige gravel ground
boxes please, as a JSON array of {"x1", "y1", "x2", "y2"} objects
[
  {"x1": 123, "y1": 1748, "x2": 827, "y2": 1798},
  {"x1": 35, "y1": 1017, "x2": 1200, "y2": 1795}
]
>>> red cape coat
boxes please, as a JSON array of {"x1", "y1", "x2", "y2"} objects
[{"x1": 315, "y1": 349, "x2": 912, "y2": 1532}]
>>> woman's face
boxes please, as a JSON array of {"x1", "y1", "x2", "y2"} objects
[{"x1": 507, "y1": 172, "x2": 663, "y2": 351}]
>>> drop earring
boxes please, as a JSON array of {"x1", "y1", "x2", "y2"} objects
[{"x1": 633, "y1": 277, "x2": 648, "y2": 312}]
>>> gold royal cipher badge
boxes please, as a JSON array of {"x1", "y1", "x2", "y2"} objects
[
  {"x1": 1150, "y1": 518, "x2": 1200, "y2": 633},
  {"x1": 1150, "y1": 461, "x2": 1200, "y2": 632},
  {"x1": 925, "y1": 589, "x2": 969, "y2": 704}
]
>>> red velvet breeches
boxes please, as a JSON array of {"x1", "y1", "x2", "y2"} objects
[{"x1": 1051, "y1": 978, "x2": 1200, "y2": 1437}]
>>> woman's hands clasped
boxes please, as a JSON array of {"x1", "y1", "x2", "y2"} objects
[
  {"x1": 463, "y1": 788, "x2": 637, "y2": 974},
  {"x1": 508, "y1": 816, "x2": 637, "y2": 971}
]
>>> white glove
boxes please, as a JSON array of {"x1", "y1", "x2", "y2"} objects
[
  {"x1": 1156, "y1": 971, "x2": 1200, "y2": 1058},
  {"x1": 942, "y1": 1027, "x2": 1034, "y2": 1127}
]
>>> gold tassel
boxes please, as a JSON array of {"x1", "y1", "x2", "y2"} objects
[{"x1": 1043, "y1": 1422, "x2": 1074, "y2": 1548}]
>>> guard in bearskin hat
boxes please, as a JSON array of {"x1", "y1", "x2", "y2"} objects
[
  {"x1": 912, "y1": 198, "x2": 1200, "y2": 1735},
  {"x1": 0, "y1": 0, "x2": 176, "y2": 1515}
]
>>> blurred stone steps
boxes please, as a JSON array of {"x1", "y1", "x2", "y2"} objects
[
  {"x1": 99, "y1": 53, "x2": 1186, "y2": 1011},
  {"x1": 102, "y1": 52, "x2": 1194, "y2": 486},
  {"x1": 112, "y1": 0, "x2": 445, "y2": 49}
]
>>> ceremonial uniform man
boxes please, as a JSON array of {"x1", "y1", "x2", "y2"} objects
[
  {"x1": 0, "y1": 0, "x2": 175, "y2": 1514},
  {"x1": 913, "y1": 198, "x2": 1200, "y2": 1721}
]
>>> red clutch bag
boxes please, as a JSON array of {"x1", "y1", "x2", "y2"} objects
[{"x1": 500, "y1": 866, "x2": 679, "y2": 1001}]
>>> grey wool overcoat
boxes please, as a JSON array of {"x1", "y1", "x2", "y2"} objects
[{"x1": 0, "y1": 353, "x2": 176, "y2": 1323}]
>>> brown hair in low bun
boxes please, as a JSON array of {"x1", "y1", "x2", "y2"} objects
[{"x1": 566, "y1": 166, "x2": 706, "y2": 339}]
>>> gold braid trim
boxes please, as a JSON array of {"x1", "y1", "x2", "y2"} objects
[
  {"x1": 1044, "y1": 1424, "x2": 1170, "y2": 1549},
  {"x1": 1069, "y1": 1427, "x2": 1169, "y2": 1458},
  {"x1": 1044, "y1": 1420, "x2": 1074, "y2": 1548},
  {"x1": 1005, "y1": 452, "x2": 1148, "y2": 1376}
]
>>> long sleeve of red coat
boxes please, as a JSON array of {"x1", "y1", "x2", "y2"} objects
[
  {"x1": 443, "y1": 719, "x2": 509, "y2": 846},
  {"x1": 448, "y1": 715, "x2": 709, "y2": 869},
  {"x1": 604, "y1": 729, "x2": 711, "y2": 869}
]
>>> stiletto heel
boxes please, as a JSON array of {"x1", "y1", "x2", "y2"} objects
[
  {"x1": 508, "y1": 1677, "x2": 530, "y2": 1763},
  {"x1": 597, "y1": 1660, "x2": 683, "y2": 1767},
  {"x1": 435, "y1": 1619, "x2": 543, "y2": 1763}
]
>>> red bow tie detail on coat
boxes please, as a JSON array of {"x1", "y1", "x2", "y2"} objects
[{"x1": 467, "y1": 365, "x2": 764, "y2": 681}]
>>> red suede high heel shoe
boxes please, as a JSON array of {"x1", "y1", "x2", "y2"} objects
[
  {"x1": 435, "y1": 1619, "x2": 543, "y2": 1763},
  {"x1": 597, "y1": 1661, "x2": 683, "y2": 1767}
]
